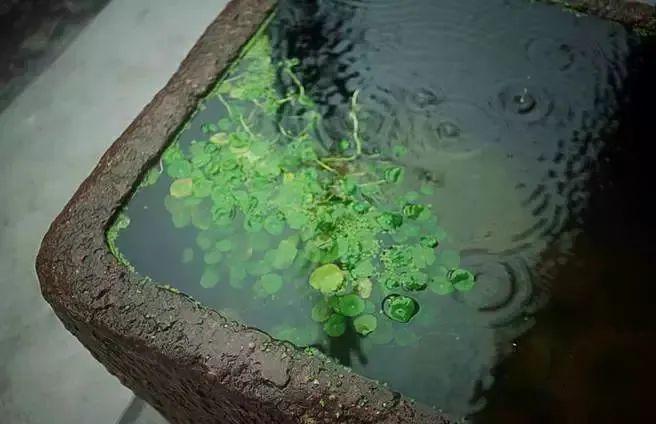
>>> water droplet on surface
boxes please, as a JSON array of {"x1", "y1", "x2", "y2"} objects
[
  {"x1": 437, "y1": 121, "x2": 461, "y2": 138},
  {"x1": 526, "y1": 37, "x2": 576, "y2": 71},
  {"x1": 409, "y1": 88, "x2": 442, "y2": 111},
  {"x1": 512, "y1": 90, "x2": 537, "y2": 115},
  {"x1": 494, "y1": 81, "x2": 554, "y2": 124}
]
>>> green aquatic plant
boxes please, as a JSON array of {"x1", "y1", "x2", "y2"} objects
[
  {"x1": 309, "y1": 264, "x2": 345, "y2": 295},
  {"x1": 110, "y1": 32, "x2": 476, "y2": 345},
  {"x1": 383, "y1": 294, "x2": 419, "y2": 323},
  {"x1": 107, "y1": 213, "x2": 133, "y2": 269},
  {"x1": 353, "y1": 314, "x2": 378, "y2": 335}
]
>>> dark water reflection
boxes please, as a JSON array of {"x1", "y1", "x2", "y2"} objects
[
  {"x1": 118, "y1": 0, "x2": 656, "y2": 420},
  {"x1": 272, "y1": 0, "x2": 656, "y2": 420}
]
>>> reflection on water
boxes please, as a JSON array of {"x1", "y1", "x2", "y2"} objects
[{"x1": 115, "y1": 0, "x2": 656, "y2": 421}]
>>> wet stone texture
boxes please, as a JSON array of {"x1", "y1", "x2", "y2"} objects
[
  {"x1": 35, "y1": 0, "x2": 654, "y2": 423},
  {"x1": 544, "y1": 0, "x2": 655, "y2": 31}
]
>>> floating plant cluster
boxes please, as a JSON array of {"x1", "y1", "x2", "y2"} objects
[{"x1": 111, "y1": 34, "x2": 475, "y2": 343}]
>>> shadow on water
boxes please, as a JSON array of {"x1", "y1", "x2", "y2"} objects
[{"x1": 474, "y1": 36, "x2": 656, "y2": 423}]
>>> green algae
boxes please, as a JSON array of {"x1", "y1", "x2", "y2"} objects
[{"x1": 108, "y1": 30, "x2": 476, "y2": 344}]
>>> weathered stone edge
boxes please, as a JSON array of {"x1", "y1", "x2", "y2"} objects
[
  {"x1": 542, "y1": 0, "x2": 655, "y2": 34},
  {"x1": 34, "y1": 0, "x2": 448, "y2": 423}
]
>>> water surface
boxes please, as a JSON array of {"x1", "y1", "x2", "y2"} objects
[{"x1": 115, "y1": 0, "x2": 656, "y2": 421}]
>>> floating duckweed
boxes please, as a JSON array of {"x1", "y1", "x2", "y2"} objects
[
  {"x1": 336, "y1": 294, "x2": 365, "y2": 317},
  {"x1": 109, "y1": 32, "x2": 476, "y2": 345},
  {"x1": 420, "y1": 236, "x2": 439, "y2": 248},
  {"x1": 170, "y1": 178, "x2": 193, "y2": 198},
  {"x1": 354, "y1": 314, "x2": 378, "y2": 336},
  {"x1": 263, "y1": 213, "x2": 285, "y2": 235},
  {"x1": 352, "y1": 259, "x2": 375, "y2": 279},
  {"x1": 181, "y1": 247, "x2": 195, "y2": 264},
  {"x1": 402, "y1": 203, "x2": 425, "y2": 219},
  {"x1": 195, "y1": 231, "x2": 215, "y2": 251},
  {"x1": 229, "y1": 266, "x2": 246, "y2": 288},
  {"x1": 323, "y1": 314, "x2": 347, "y2": 337},
  {"x1": 272, "y1": 238, "x2": 298, "y2": 270},
  {"x1": 354, "y1": 278, "x2": 373, "y2": 299},
  {"x1": 384, "y1": 167, "x2": 404, "y2": 183},
  {"x1": 167, "y1": 159, "x2": 192, "y2": 179},
  {"x1": 338, "y1": 139, "x2": 351, "y2": 151},
  {"x1": 449, "y1": 268, "x2": 476, "y2": 292},
  {"x1": 215, "y1": 239, "x2": 233, "y2": 252},
  {"x1": 200, "y1": 267, "x2": 220, "y2": 288},
  {"x1": 352, "y1": 202, "x2": 370, "y2": 214},
  {"x1": 311, "y1": 301, "x2": 332, "y2": 323},
  {"x1": 377, "y1": 212, "x2": 404, "y2": 231},
  {"x1": 203, "y1": 250, "x2": 223, "y2": 265},
  {"x1": 210, "y1": 132, "x2": 229, "y2": 145},
  {"x1": 258, "y1": 273, "x2": 283, "y2": 295},
  {"x1": 383, "y1": 294, "x2": 419, "y2": 323},
  {"x1": 429, "y1": 275, "x2": 454, "y2": 295},
  {"x1": 201, "y1": 122, "x2": 218, "y2": 134},
  {"x1": 309, "y1": 264, "x2": 345, "y2": 295}
]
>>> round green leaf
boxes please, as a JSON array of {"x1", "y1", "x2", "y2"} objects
[
  {"x1": 354, "y1": 314, "x2": 378, "y2": 336},
  {"x1": 336, "y1": 294, "x2": 365, "y2": 317},
  {"x1": 377, "y1": 212, "x2": 403, "y2": 231},
  {"x1": 228, "y1": 266, "x2": 246, "y2": 288},
  {"x1": 215, "y1": 239, "x2": 233, "y2": 252},
  {"x1": 247, "y1": 260, "x2": 271, "y2": 277},
  {"x1": 311, "y1": 302, "x2": 332, "y2": 323},
  {"x1": 200, "y1": 267, "x2": 220, "y2": 288},
  {"x1": 192, "y1": 178, "x2": 212, "y2": 198},
  {"x1": 436, "y1": 249, "x2": 460, "y2": 269},
  {"x1": 309, "y1": 264, "x2": 344, "y2": 295},
  {"x1": 259, "y1": 273, "x2": 283, "y2": 295},
  {"x1": 382, "y1": 294, "x2": 419, "y2": 323},
  {"x1": 354, "y1": 278, "x2": 373, "y2": 299},
  {"x1": 449, "y1": 268, "x2": 476, "y2": 292},
  {"x1": 210, "y1": 132, "x2": 229, "y2": 145},
  {"x1": 272, "y1": 238, "x2": 297, "y2": 270},
  {"x1": 264, "y1": 213, "x2": 285, "y2": 235},
  {"x1": 170, "y1": 178, "x2": 193, "y2": 198},
  {"x1": 195, "y1": 231, "x2": 216, "y2": 251},
  {"x1": 191, "y1": 205, "x2": 212, "y2": 230},
  {"x1": 166, "y1": 160, "x2": 192, "y2": 179},
  {"x1": 352, "y1": 259, "x2": 375, "y2": 279},
  {"x1": 323, "y1": 314, "x2": 346, "y2": 337},
  {"x1": 203, "y1": 250, "x2": 223, "y2": 265},
  {"x1": 402, "y1": 203, "x2": 425, "y2": 219},
  {"x1": 429, "y1": 276, "x2": 454, "y2": 295}
]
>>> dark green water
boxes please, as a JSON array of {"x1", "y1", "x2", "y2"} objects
[{"x1": 113, "y1": 0, "x2": 656, "y2": 421}]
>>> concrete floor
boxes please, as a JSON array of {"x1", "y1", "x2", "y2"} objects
[{"x1": 0, "y1": 0, "x2": 228, "y2": 422}]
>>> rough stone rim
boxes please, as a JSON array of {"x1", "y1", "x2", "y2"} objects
[
  {"x1": 542, "y1": 0, "x2": 655, "y2": 32},
  {"x1": 35, "y1": 0, "x2": 655, "y2": 423}
]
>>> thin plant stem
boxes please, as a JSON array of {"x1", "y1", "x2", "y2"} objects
[{"x1": 218, "y1": 94, "x2": 233, "y2": 117}]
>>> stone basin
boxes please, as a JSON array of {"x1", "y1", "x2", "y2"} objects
[{"x1": 35, "y1": 0, "x2": 655, "y2": 423}]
